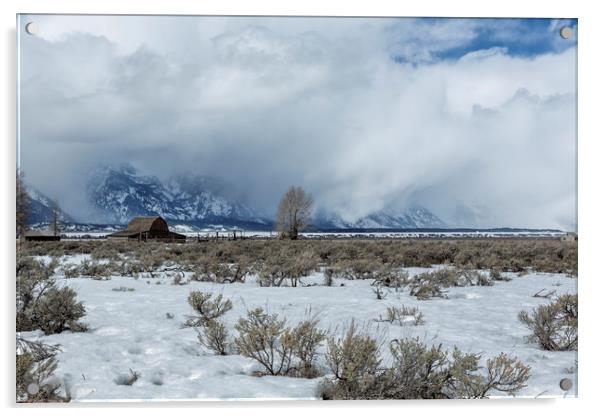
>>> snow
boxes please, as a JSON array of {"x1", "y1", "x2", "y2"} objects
[
  {"x1": 86, "y1": 165, "x2": 267, "y2": 225},
  {"x1": 20, "y1": 263, "x2": 577, "y2": 401},
  {"x1": 61, "y1": 230, "x2": 565, "y2": 240}
]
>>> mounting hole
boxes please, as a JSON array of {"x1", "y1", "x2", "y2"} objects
[
  {"x1": 26, "y1": 383, "x2": 39, "y2": 395},
  {"x1": 559, "y1": 26, "x2": 573, "y2": 40},
  {"x1": 25, "y1": 22, "x2": 39, "y2": 35},
  {"x1": 559, "y1": 378, "x2": 573, "y2": 391}
]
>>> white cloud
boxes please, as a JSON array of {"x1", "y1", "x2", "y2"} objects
[{"x1": 18, "y1": 16, "x2": 577, "y2": 230}]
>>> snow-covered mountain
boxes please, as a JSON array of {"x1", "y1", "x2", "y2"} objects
[
  {"x1": 26, "y1": 187, "x2": 73, "y2": 226},
  {"x1": 86, "y1": 164, "x2": 270, "y2": 228},
  {"x1": 26, "y1": 164, "x2": 447, "y2": 230},
  {"x1": 314, "y1": 205, "x2": 446, "y2": 229}
]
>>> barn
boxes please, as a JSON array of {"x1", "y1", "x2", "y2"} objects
[
  {"x1": 23, "y1": 229, "x2": 61, "y2": 241},
  {"x1": 107, "y1": 216, "x2": 186, "y2": 242}
]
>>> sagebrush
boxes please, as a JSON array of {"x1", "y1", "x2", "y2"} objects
[
  {"x1": 518, "y1": 294, "x2": 577, "y2": 351},
  {"x1": 17, "y1": 256, "x2": 86, "y2": 335},
  {"x1": 234, "y1": 308, "x2": 326, "y2": 377},
  {"x1": 320, "y1": 329, "x2": 530, "y2": 399},
  {"x1": 184, "y1": 291, "x2": 233, "y2": 327}
]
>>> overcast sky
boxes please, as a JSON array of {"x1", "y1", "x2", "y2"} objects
[{"x1": 18, "y1": 15, "x2": 577, "y2": 230}]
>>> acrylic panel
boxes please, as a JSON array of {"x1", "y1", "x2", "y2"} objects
[{"x1": 16, "y1": 14, "x2": 577, "y2": 402}]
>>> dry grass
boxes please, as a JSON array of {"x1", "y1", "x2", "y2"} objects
[{"x1": 20, "y1": 238, "x2": 577, "y2": 277}]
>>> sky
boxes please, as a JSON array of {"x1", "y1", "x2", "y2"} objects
[{"x1": 17, "y1": 15, "x2": 577, "y2": 230}]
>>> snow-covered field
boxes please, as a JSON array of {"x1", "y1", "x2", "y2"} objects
[
  {"x1": 61, "y1": 230, "x2": 565, "y2": 240},
  {"x1": 21, "y1": 260, "x2": 578, "y2": 401}
]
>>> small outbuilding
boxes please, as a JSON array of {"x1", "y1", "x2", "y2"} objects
[
  {"x1": 561, "y1": 232, "x2": 577, "y2": 243},
  {"x1": 107, "y1": 216, "x2": 186, "y2": 242},
  {"x1": 23, "y1": 229, "x2": 61, "y2": 242}
]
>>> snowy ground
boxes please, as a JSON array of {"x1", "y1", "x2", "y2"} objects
[
  {"x1": 61, "y1": 230, "x2": 565, "y2": 240},
  {"x1": 21, "y1": 261, "x2": 578, "y2": 401}
]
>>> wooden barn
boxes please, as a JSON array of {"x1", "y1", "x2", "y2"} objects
[
  {"x1": 107, "y1": 216, "x2": 186, "y2": 242},
  {"x1": 23, "y1": 229, "x2": 61, "y2": 242}
]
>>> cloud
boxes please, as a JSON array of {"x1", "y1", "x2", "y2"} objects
[{"x1": 18, "y1": 16, "x2": 577, "y2": 230}]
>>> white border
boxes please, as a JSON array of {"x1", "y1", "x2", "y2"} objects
[{"x1": 2, "y1": 1, "x2": 600, "y2": 415}]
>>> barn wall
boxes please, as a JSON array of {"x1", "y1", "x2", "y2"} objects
[{"x1": 150, "y1": 218, "x2": 169, "y2": 233}]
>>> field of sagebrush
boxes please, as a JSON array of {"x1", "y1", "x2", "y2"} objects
[{"x1": 17, "y1": 238, "x2": 577, "y2": 401}]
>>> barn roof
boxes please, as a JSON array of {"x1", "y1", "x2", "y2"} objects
[
  {"x1": 126, "y1": 216, "x2": 163, "y2": 233},
  {"x1": 107, "y1": 216, "x2": 163, "y2": 237},
  {"x1": 109, "y1": 216, "x2": 165, "y2": 237},
  {"x1": 107, "y1": 216, "x2": 185, "y2": 240}
]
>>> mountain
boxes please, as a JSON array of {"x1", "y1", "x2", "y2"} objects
[
  {"x1": 314, "y1": 205, "x2": 446, "y2": 229},
  {"x1": 27, "y1": 164, "x2": 447, "y2": 231},
  {"x1": 26, "y1": 187, "x2": 73, "y2": 226},
  {"x1": 86, "y1": 164, "x2": 270, "y2": 228}
]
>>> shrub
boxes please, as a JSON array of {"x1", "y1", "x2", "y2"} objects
[
  {"x1": 323, "y1": 270, "x2": 334, "y2": 286},
  {"x1": 384, "y1": 338, "x2": 530, "y2": 399},
  {"x1": 171, "y1": 272, "x2": 187, "y2": 285},
  {"x1": 79, "y1": 259, "x2": 112, "y2": 280},
  {"x1": 61, "y1": 264, "x2": 80, "y2": 279},
  {"x1": 490, "y1": 268, "x2": 511, "y2": 281},
  {"x1": 518, "y1": 294, "x2": 577, "y2": 351},
  {"x1": 208, "y1": 258, "x2": 252, "y2": 283},
  {"x1": 383, "y1": 339, "x2": 475, "y2": 399},
  {"x1": 257, "y1": 260, "x2": 287, "y2": 287},
  {"x1": 257, "y1": 250, "x2": 318, "y2": 287},
  {"x1": 371, "y1": 281, "x2": 389, "y2": 300},
  {"x1": 16, "y1": 338, "x2": 66, "y2": 403},
  {"x1": 118, "y1": 259, "x2": 145, "y2": 278},
  {"x1": 373, "y1": 267, "x2": 408, "y2": 290},
  {"x1": 90, "y1": 245, "x2": 121, "y2": 261},
  {"x1": 112, "y1": 286, "x2": 135, "y2": 292},
  {"x1": 234, "y1": 308, "x2": 294, "y2": 376},
  {"x1": 189, "y1": 256, "x2": 216, "y2": 282},
  {"x1": 30, "y1": 287, "x2": 87, "y2": 335},
  {"x1": 115, "y1": 369, "x2": 140, "y2": 386},
  {"x1": 409, "y1": 280, "x2": 447, "y2": 301},
  {"x1": 18, "y1": 238, "x2": 577, "y2": 276},
  {"x1": 460, "y1": 269, "x2": 494, "y2": 286},
  {"x1": 407, "y1": 268, "x2": 494, "y2": 300},
  {"x1": 289, "y1": 316, "x2": 327, "y2": 378},
  {"x1": 17, "y1": 256, "x2": 86, "y2": 335},
  {"x1": 321, "y1": 336, "x2": 530, "y2": 399},
  {"x1": 16, "y1": 257, "x2": 57, "y2": 331},
  {"x1": 321, "y1": 321, "x2": 382, "y2": 399},
  {"x1": 19, "y1": 237, "x2": 578, "y2": 276},
  {"x1": 198, "y1": 319, "x2": 231, "y2": 356},
  {"x1": 137, "y1": 254, "x2": 164, "y2": 278},
  {"x1": 234, "y1": 309, "x2": 326, "y2": 377},
  {"x1": 380, "y1": 305, "x2": 425, "y2": 326},
  {"x1": 477, "y1": 353, "x2": 532, "y2": 397},
  {"x1": 340, "y1": 259, "x2": 383, "y2": 280},
  {"x1": 185, "y1": 291, "x2": 233, "y2": 327},
  {"x1": 323, "y1": 265, "x2": 346, "y2": 280},
  {"x1": 325, "y1": 321, "x2": 381, "y2": 381}
]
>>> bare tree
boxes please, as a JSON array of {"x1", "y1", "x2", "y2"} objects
[
  {"x1": 275, "y1": 186, "x2": 313, "y2": 240},
  {"x1": 16, "y1": 169, "x2": 29, "y2": 238}
]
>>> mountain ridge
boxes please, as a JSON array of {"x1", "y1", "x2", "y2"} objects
[
  {"x1": 85, "y1": 164, "x2": 270, "y2": 227},
  {"x1": 26, "y1": 164, "x2": 449, "y2": 231},
  {"x1": 25, "y1": 187, "x2": 73, "y2": 226},
  {"x1": 314, "y1": 205, "x2": 446, "y2": 229}
]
